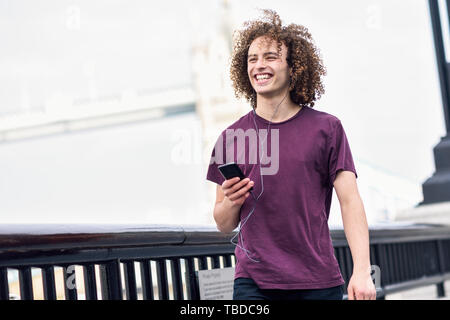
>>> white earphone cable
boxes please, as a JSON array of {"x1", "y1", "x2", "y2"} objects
[{"x1": 230, "y1": 91, "x2": 289, "y2": 263}]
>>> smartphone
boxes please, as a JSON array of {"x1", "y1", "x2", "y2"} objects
[{"x1": 218, "y1": 162, "x2": 253, "y2": 190}]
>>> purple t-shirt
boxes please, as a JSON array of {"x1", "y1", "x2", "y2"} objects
[{"x1": 206, "y1": 106, "x2": 357, "y2": 289}]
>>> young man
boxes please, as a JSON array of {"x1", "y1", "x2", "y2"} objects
[{"x1": 206, "y1": 10, "x2": 376, "y2": 300}]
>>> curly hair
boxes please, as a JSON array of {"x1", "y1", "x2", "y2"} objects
[{"x1": 230, "y1": 9, "x2": 326, "y2": 109}]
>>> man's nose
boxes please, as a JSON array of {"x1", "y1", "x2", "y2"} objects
[{"x1": 255, "y1": 57, "x2": 266, "y2": 69}]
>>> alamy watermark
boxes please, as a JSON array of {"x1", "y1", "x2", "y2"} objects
[
  {"x1": 66, "y1": 265, "x2": 77, "y2": 290},
  {"x1": 170, "y1": 127, "x2": 280, "y2": 175},
  {"x1": 371, "y1": 264, "x2": 381, "y2": 290}
]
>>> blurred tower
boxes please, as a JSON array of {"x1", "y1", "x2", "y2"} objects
[{"x1": 191, "y1": 0, "x2": 249, "y2": 220}]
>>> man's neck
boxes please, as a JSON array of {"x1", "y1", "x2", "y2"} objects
[{"x1": 255, "y1": 91, "x2": 300, "y2": 123}]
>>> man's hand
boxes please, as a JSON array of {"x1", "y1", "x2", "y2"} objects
[
  {"x1": 213, "y1": 177, "x2": 254, "y2": 233},
  {"x1": 347, "y1": 270, "x2": 377, "y2": 300},
  {"x1": 221, "y1": 177, "x2": 254, "y2": 207}
]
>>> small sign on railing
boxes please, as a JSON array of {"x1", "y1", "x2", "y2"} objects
[{"x1": 197, "y1": 267, "x2": 235, "y2": 300}]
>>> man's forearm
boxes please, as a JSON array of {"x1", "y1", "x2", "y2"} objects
[
  {"x1": 214, "y1": 198, "x2": 241, "y2": 234},
  {"x1": 340, "y1": 196, "x2": 371, "y2": 274}
]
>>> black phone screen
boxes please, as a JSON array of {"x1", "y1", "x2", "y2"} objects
[{"x1": 218, "y1": 162, "x2": 246, "y2": 180}]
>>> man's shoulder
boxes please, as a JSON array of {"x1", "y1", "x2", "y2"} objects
[
  {"x1": 305, "y1": 107, "x2": 341, "y2": 130},
  {"x1": 307, "y1": 106, "x2": 340, "y2": 122}
]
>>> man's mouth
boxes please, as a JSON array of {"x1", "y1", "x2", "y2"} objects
[{"x1": 254, "y1": 73, "x2": 273, "y2": 85}]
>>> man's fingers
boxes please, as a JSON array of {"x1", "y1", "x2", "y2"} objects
[
  {"x1": 347, "y1": 286, "x2": 354, "y2": 300},
  {"x1": 355, "y1": 290, "x2": 365, "y2": 300},
  {"x1": 222, "y1": 177, "x2": 240, "y2": 189},
  {"x1": 223, "y1": 178, "x2": 253, "y2": 198},
  {"x1": 228, "y1": 181, "x2": 254, "y2": 201},
  {"x1": 222, "y1": 178, "x2": 242, "y2": 196},
  {"x1": 230, "y1": 192, "x2": 250, "y2": 204}
]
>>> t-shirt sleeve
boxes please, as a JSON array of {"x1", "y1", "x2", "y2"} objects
[
  {"x1": 206, "y1": 132, "x2": 226, "y2": 186},
  {"x1": 327, "y1": 119, "x2": 358, "y2": 187}
]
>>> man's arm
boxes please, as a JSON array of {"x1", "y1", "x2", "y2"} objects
[
  {"x1": 334, "y1": 170, "x2": 376, "y2": 300},
  {"x1": 213, "y1": 178, "x2": 254, "y2": 233}
]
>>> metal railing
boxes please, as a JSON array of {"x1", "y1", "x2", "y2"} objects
[{"x1": 0, "y1": 223, "x2": 449, "y2": 300}]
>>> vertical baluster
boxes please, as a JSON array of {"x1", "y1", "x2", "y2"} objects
[
  {"x1": 397, "y1": 243, "x2": 405, "y2": 281},
  {"x1": 386, "y1": 244, "x2": 394, "y2": 283},
  {"x1": 385, "y1": 244, "x2": 394, "y2": 284},
  {"x1": 392, "y1": 243, "x2": 400, "y2": 283},
  {"x1": 445, "y1": 240, "x2": 450, "y2": 272},
  {"x1": 170, "y1": 258, "x2": 183, "y2": 300},
  {"x1": 224, "y1": 255, "x2": 233, "y2": 268},
  {"x1": 408, "y1": 242, "x2": 415, "y2": 279},
  {"x1": 185, "y1": 258, "x2": 199, "y2": 300},
  {"x1": 397, "y1": 243, "x2": 405, "y2": 282},
  {"x1": 415, "y1": 242, "x2": 424, "y2": 277},
  {"x1": 212, "y1": 256, "x2": 221, "y2": 269},
  {"x1": 416, "y1": 242, "x2": 424, "y2": 278},
  {"x1": 0, "y1": 268, "x2": 9, "y2": 300},
  {"x1": 100, "y1": 260, "x2": 122, "y2": 300},
  {"x1": 429, "y1": 241, "x2": 439, "y2": 275},
  {"x1": 392, "y1": 243, "x2": 400, "y2": 284},
  {"x1": 199, "y1": 256, "x2": 208, "y2": 270},
  {"x1": 123, "y1": 261, "x2": 137, "y2": 300},
  {"x1": 338, "y1": 247, "x2": 348, "y2": 283},
  {"x1": 407, "y1": 243, "x2": 416, "y2": 279},
  {"x1": 140, "y1": 260, "x2": 154, "y2": 300},
  {"x1": 400, "y1": 243, "x2": 409, "y2": 281},
  {"x1": 436, "y1": 240, "x2": 447, "y2": 297},
  {"x1": 424, "y1": 241, "x2": 432, "y2": 275},
  {"x1": 42, "y1": 266, "x2": 57, "y2": 300},
  {"x1": 401, "y1": 243, "x2": 407, "y2": 282},
  {"x1": 83, "y1": 265, "x2": 97, "y2": 300},
  {"x1": 156, "y1": 259, "x2": 169, "y2": 300},
  {"x1": 378, "y1": 244, "x2": 388, "y2": 286},
  {"x1": 372, "y1": 244, "x2": 380, "y2": 284},
  {"x1": 63, "y1": 265, "x2": 78, "y2": 300},
  {"x1": 422, "y1": 242, "x2": 428, "y2": 276},
  {"x1": 369, "y1": 245, "x2": 377, "y2": 288},
  {"x1": 398, "y1": 243, "x2": 404, "y2": 280},
  {"x1": 373, "y1": 244, "x2": 385, "y2": 299},
  {"x1": 391, "y1": 244, "x2": 400, "y2": 283},
  {"x1": 336, "y1": 247, "x2": 347, "y2": 284},
  {"x1": 369, "y1": 245, "x2": 376, "y2": 267},
  {"x1": 18, "y1": 268, "x2": 33, "y2": 300}
]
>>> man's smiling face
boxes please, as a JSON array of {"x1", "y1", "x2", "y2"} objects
[{"x1": 247, "y1": 36, "x2": 291, "y2": 97}]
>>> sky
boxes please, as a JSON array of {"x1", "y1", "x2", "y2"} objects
[{"x1": 0, "y1": 0, "x2": 447, "y2": 225}]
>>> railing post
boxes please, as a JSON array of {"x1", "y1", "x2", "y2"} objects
[
  {"x1": 63, "y1": 265, "x2": 78, "y2": 300},
  {"x1": 170, "y1": 258, "x2": 184, "y2": 300},
  {"x1": 0, "y1": 268, "x2": 9, "y2": 300},
  {"x1": 42, "y1": 266, "x2": 57, "y2": 300},
  {"x1": 140, "y1": 260, "x2": 154, "y2": 300},
  {"x1": 436, "y1": 240, "x2": 447, "y2": 298},
  {"x1": 100, "y1": 260, "x2": 122, "y2": 300},
  {"x1": 18, "y1": 268, "x2": 33, "y2": 300},
  {"x1": 83, "y1": 264, "x2": 98, "y2": 300},
  {"x1": 185, "y1": 258, "x2": 199, "y2": 300},
  {"x1": 156, "y1": 259, "x2": 169, "y2": 300},
  {"x1": 123, "y1": 261, "x2": 137, "y2": 300}
]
